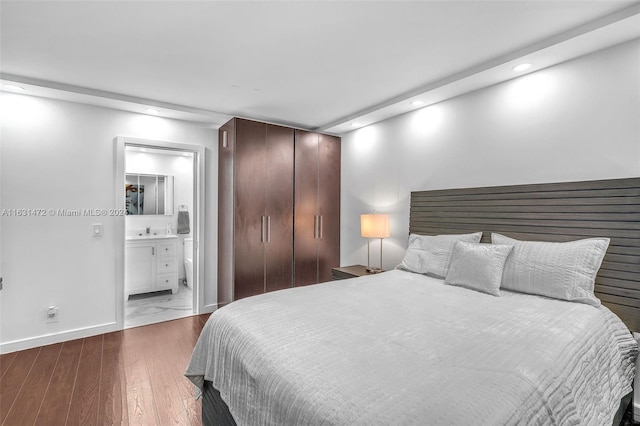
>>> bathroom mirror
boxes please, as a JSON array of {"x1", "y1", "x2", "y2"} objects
[{"x1": 125, "y1": 173, "x2": 174, "y2": 215}]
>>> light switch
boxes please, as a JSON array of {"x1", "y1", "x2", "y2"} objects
[{"x1": 92, "y1": 223, "x2": 103, "y2": 237}]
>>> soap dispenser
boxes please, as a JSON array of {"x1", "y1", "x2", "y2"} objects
[{"x1": 146, "y1": 226, "x2": 150, "y2": 235}]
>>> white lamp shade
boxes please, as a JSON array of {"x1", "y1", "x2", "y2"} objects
[{"x1": 360, "y1": 214, "x2": 390, "y2": 238}]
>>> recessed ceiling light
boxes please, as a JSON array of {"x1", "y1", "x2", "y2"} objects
[
  {"x1": 513, "y1": 63, "x2": 533, "y2": 72},
  {"x1": 411, "y1": 100, "x2": 425, "y2": 107},
  {"x1": 4, "y1": 84, "x2": 25, "y2": 92},
  {"x1": 146, "y1": 108, "x2": 160, "y2": 114}
]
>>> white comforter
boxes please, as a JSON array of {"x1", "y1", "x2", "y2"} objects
[{"x1": 186, "y1": 270, "x2": 637, "y2": 425}]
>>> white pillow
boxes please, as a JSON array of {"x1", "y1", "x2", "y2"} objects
[
  {"x1": 491, "y1": 233, "x2": 609, "y2": 306},
  {"x1": 398, "y1": 232, "x2": 482, "y2": 278},
  {"x1": 445, "y1": 241, "x2": 513, "y2": 296}
]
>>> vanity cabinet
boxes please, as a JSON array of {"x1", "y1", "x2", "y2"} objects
[{"x1": 125, "y1": 237, "x2": 178, "y2": 298}]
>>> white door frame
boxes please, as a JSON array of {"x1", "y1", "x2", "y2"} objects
[{"x1": 114, "y1": 136, "x2": 206, "y2": 330}]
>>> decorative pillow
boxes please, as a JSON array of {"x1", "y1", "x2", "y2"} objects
[
  {"x1": 491, "y1": 233, "x2": 609, "y2": 306},
  {"x1": 445, "y1": 241, "x2": 513, "y2": 296},
  {"x1": 398, "y1": 232, "x2": 482, "y2": 278}
]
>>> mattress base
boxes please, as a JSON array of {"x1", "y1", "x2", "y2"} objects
[
  {"x1": 614, "y1": 391, "x2": 633, "y2": 426},
  {"x1": 201, "y1": 380, "x2": 632, "y2": 426},
  {"x1": 202, "y1": 380, "x2": 236, "y2": 426}
]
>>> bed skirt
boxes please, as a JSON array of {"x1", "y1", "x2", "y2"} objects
[
  {"x1": 202, "y1": 380, "x2": 236, "y2": 426},
  {"x1": 614, "y1": 391, "x2": 633, "y2": 426},
  {"x1": 201, "y1": 379, "x2": 632, "y2": 426}
]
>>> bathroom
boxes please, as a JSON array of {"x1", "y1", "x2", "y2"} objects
[{"x1": 124, "y1": 145, "x2": 195, "y2": 328}]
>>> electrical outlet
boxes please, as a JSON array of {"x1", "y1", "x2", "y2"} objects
[
  {"x1": 46, "y1": 306, "x2": 59, "y2": 323},
  {"x1": 92, "y1": 223, "x2": 103, "y2": 237}
]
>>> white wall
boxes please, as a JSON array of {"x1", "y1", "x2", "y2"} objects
[
  {"x1": 341, "y1": 39, "x2": 640, "y2": 271},
  {"x1": 0, "y1": 95, "x2": 217, "y2": 352}
]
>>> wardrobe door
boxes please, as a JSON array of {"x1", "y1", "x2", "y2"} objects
[
  {"x1": 317, "y1": 134, "x2": 341, "y2": 283},
  {"x1": 265, "y1": 124, "x2": 294, "y2": 292},
  {"x1": 234, "y1": 119, "x2": 267, "y2": 300},
  {"x1": 217, "y1": 119, "x2": 236, "y2": 307},
  {"x1": 294, "y1": 130, "x2": 319, "y2": 286}
]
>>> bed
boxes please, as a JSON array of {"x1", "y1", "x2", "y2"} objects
[{"x1": 186, "y1": 177, "x2": 640, "y2": 425}]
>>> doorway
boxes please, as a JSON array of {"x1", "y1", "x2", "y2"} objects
[{"x1": 115, "y1": 137, "x2": 205, "y2": 330}]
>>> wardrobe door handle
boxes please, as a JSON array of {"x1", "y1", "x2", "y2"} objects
[
  {"x1": 267, "y1": 216, "x2": 271, "y2": 242},
  {"x1": 319, "y1": 215, "x2": 323, "y2": 239},
  {"x1": 152, "y1": 247, "x2": 155, "y2": 255},
  {"x1": 313, "y1": 215, "x2": 318, "y2": 239},
  {"x1": 261, "y1": 216, "x2": 265, "y2": 242}
]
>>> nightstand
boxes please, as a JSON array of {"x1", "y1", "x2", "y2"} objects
[{"x1": 331, "y1": 265, "x2": 378, "y2": 280}]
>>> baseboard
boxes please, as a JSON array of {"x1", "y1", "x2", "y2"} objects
[
  {"x1": 200, "y1": 303, "x2": 218, "y2": 314},
  {"x1": 0, "y1": 322, "x2": 118, "y2": 354}
]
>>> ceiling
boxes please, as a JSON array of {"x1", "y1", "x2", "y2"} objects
[{"x1": 1, "y1": 1, "x2": 639, "y2": 134}]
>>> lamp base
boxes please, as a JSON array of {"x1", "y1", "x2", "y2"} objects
[{"x1": 365, "y1": 266, "x2": 384, "y2": 274}]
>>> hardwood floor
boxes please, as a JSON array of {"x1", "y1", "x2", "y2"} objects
[{"x1": 0, "y1": 314, "x2": 210, "y2": 425}]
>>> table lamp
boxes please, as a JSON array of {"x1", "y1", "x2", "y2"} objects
[{"x1": 360, "y1": 213, "x2": 391, "y2": 273}]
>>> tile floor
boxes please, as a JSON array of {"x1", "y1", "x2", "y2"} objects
[{"x1": 125, "y1": 282, "x2": 193, "y2": 328}]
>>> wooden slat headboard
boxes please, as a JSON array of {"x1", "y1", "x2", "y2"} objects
[{"x1": 409, "y1": 177, "x2": 640, "y2": 332}]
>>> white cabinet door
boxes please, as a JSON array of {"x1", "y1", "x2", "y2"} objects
[{"x1": 125, "y1": 242, "x2": 155, "y2": 297}]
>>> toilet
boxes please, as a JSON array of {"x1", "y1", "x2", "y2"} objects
[{"x1": 184, "y1": 237, "x2": 193, "y2": 289}]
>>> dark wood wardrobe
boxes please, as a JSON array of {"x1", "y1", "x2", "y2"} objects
[
  {"x1": 294, "y1": 130, "x2": 341, "y2": 285},
  {"x1": 217, "y1": 118, "x2": 340, "y2": 307}
]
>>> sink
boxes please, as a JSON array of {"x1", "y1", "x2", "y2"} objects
[{"x1": 126, "y1": 234, "x2": 178, "y2": 240}]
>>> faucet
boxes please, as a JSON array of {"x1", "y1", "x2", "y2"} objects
[{"x1": 146, "y1": 226, "x2": 150, "y2": 235}]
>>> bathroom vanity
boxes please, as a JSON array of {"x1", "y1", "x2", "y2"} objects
[{"x1": 125, "y1": 235, "x2": 178, "y2": 298}]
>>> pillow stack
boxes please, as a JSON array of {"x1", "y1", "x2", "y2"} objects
[{"x1": 398, "y1": 232, "x2": 609, "y2": 305}]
